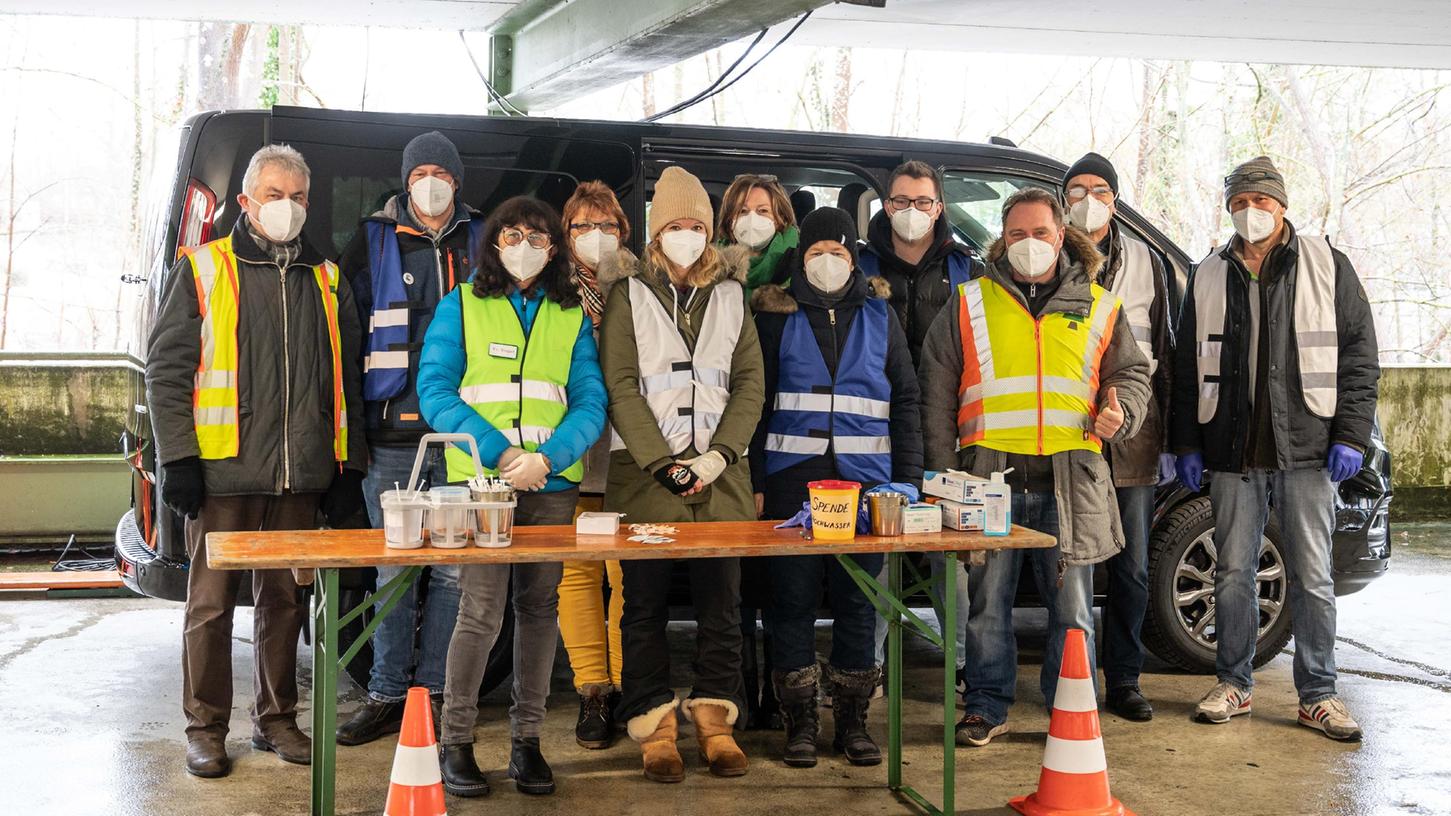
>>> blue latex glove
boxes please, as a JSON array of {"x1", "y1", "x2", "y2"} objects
[
  {"x1": 1176, "y1": 451, "x2": 1205, "y2": 493},
  {"x1": 1157, "y1": 453, "x2": 1177, "y2": 487},
  {"x1": 1327, "y1": 444, "x2": 1364, "y2": 483},
  {"x1": 858, "y1": 482, "x2": 922, "y2": 533},
  {"x1": 775, "y1": 502, "x2": 812, "y2": 530}
]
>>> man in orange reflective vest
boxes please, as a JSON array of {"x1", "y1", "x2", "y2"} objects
[
  {"x1": 918, "y1": 187, "x2": 1150, "y2": 748},
  {"x1": 145, "y1": 144, "x2": 366, "y2": 779}
]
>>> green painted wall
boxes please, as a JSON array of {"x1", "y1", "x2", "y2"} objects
[
  {"x1": 0, "y1": 353, "x2": 140, "y2": 456},
  {"x1": 1378, "y1": 366, "x2": 1451, "y2": 488}
]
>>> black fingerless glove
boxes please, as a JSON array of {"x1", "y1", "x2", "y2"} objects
[{"x1": 653, "y1": 462, "x2": 700, "y2": 496}]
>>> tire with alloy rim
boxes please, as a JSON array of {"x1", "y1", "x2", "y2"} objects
[{"x1": 1143, "y1": 496, "x2": 1293, "y2": 673}]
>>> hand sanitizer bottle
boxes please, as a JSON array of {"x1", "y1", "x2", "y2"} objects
[{"x1": 983, "y1": 470, "x2": 1011, "y2": 536}]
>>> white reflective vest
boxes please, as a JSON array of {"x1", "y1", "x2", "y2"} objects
[
  {"x1": 1193, "y1": 235, "x2": 1339, "y2": 423},
  {"x1": 611, "y1": 277, "x2": 743, "y2": 456},
  {"x1": 1107, "y1": 235, "x2": 1158, "y2": 375}
]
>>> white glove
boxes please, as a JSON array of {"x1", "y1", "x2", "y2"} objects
[
  {"x1": 496, "y1": 446, "x2": 527, "y2": 472},
  {"x1": 681, "y1": 450, "x2": 727, "y2": 487},
  {"x1": 501, "y1": 451, "x2": 551, "y2": 491}
]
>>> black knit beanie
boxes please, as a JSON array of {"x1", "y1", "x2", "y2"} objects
[
  {"x1": 1063, "y1": 152, "x2": 1119, "y2": 196},
  {"x1": 798, "y1": 206, "x2": 860, "y2": 268}
]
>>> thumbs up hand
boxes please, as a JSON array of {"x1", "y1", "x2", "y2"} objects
[{"x1": 1094, "y1": 386, "x2": 1126, "y2": 439}]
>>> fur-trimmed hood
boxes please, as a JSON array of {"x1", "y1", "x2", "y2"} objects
[
  {"x1": 985, "y1": 224, "x2": 1104, "y2": 282},
  {"x1": 749, "y1": 274, "x2": 892, "y2": 315},
  {"x1": 597, "y1": 242, "x2": 750, "y2": 300}
]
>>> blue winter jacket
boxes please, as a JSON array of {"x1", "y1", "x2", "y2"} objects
[{"x1": 417, "y1": 284, "x2": 607, "y2": 492}]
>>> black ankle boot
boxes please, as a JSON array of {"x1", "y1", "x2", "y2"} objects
[
  {"x1": 440, "y1": 744, "x2": 490, "y2": 798},
  {"x1": 828, "y1": 666, "x2": 882, "y2": 766},
  {"x1": 335, "y1": 697, "x2": 403, "y2": 746},
  {"x1": 508, "y1": 737, "x2": 555, "y2": 795},
  {"x1": 774, "y1": 665, "x2": 820, "y2": 768},
  {"x1": 575, "y1": 684, "x2": 614, "y2": 749},
  {"x1": 607, "y1": 689, "x2": 625, "y2": 732}
]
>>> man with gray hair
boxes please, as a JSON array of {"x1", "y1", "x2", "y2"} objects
[
  {"x1": 917, "y1": 185, "x2": 1150, "y2": 747},
  {"x1": 146, "y1": 143, "x2": 366, "y2": 777},
  {"x1": 1171, "y1": 156, "x2": 1379, "y2": 740}
]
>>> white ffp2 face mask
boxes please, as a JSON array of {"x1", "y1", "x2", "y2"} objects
[
  {"x1": 1006, "y1": 236, "x2": 1059, "y2": 280},
  {"x1": 804, "y1": 253, "x2": 852, "y2": 294},
  {"x1": 732, "y1": 212, "x2": 776, "y2": 250},
  {"x1": 571, "y1": 230, "x2": 618, "y2": 270},
  {"x1": 1068, "y1": 196, "x2": 1111, "y2": 233},
  {"x1": 409, "y1": 175, "x2": 454, "y2": 218},
  {"x1": 660, "y1": 230, "x2": 707, "y2": 269},
  {"x1": 253, "y1": 198, "x2": 307, "y2": 244},
  {"x1": 889, "y1": 207, "x2": 933, "y2": 242},
  {"x1": 1232, "y1": 207, "x2": 1277, "y2": 244},
  {"x1": 500, "y1": 243, "x2": 549, "y2": 282}
]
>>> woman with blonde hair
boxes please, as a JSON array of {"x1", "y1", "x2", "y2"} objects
[{"x1": 598, "y1": 165, "x2": 764, "y2": 782}]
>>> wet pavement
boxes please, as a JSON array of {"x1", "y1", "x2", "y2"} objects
[{"x1": 1, "y1": 524, "x2": 1448, "y2": 816}]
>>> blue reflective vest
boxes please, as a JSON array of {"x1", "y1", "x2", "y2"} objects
[
  {"x1": 764, "y1": 297, "x2": 893, "y2": 484},
  {"x1": 857, "y1": 244, "x2": 972, "y2": 291},
  {"x1": 362, "y1": 219, "x2": 485, "y2": 401}
]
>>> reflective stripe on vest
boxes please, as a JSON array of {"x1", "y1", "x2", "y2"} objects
[
  {"x1": 186, "y1": 235, "x2": 347, "y2": 461},
  {"x1": 1192, "y1": 236, "x2": 1338, "y2": 423},
  {"x1": 363, "y1": 219, "x2": 486, "y2": 401},
  {"x1": 1109, "y1": 235, "x2": 1158, "y2": 376},
  {"x1": 764, "y1": 298, "x2": 892, "y2": 484},
  {"x1": 447, "y1": 291, "x2": 586, "y2": 483},
  {"x1": 955, "y1": 277, "x2": 1120, "y2": 456},
  {"x1": 609, "y1": 277, "x2": 743, "y2": 456}
]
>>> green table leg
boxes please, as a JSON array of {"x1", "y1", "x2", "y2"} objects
[
  {"x1": 942, "y1": 551, "x2": 958, "y2": 816},
  {"x1": 888, "y1": 552, "x2": 903, "y2": 791},
  {"x1": 311, "y1": 568, "x2": 339, "y2": 816}
]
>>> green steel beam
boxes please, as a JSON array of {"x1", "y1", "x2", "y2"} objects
[{"x1": 487, "y1": 0, "x2": 832, "y2": 113}]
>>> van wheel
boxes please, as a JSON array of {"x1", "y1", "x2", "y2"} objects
[{"x1": 1143, "y1": 497, "x2": 1293, "y2": 673}]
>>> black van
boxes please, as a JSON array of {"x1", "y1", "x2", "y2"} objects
[{"x1": 115, "y1": 105, "x2": 1392, "y2": 679}]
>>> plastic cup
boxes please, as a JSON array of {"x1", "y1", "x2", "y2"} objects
[
  {"x1": 380, "y1": 489, "x2": 425, "y2": 549},
  {"x1": 428, "y1": 486, "x2": 473, "y2": 548},
  {"x1": 807, "y1": 480, "x2": 862, "y2": 541}
]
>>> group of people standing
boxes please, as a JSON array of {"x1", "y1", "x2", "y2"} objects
[{"x1": 145, "y1": 127, "x2": 1380, "y2": 797}]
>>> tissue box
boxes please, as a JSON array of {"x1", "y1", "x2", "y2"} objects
[
  {"x1": 575, "y1": 512, "x2": 621, "y2": 535},
  {"x1": 939, "y1": 499, "x2": 985, "y2": 531},
  {"x1": 923, "y1": 470, "x2": 990, "y2": 504},
  {"x1": 902, "y1": 503, "x2": 942, "y2": 534}
]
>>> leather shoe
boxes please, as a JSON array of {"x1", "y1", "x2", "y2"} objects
[
  {"x1": 185, "y1": 732, "x2": 231, "y2": 778},
  {"x1": 441, "y1": 744, "x2": 490, "y2": 798},
  {"x1": 1105, "y1": 686, "x2": 1154, "y2": 722},
  {"x1": 252, "y1": 721, "x2": 312, "y2": 765},
  {"x1": 508, "y1": 737, "x2": 556, "y2": 795},
  {"x1": 336, "y1": 697, "x2": 403, "y2": 746}
]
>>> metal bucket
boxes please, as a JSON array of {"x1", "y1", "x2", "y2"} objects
[
  {"x1": 471, "y1": 482, "x2": 517, "y2": 548},
  {"x1": 867, "y1": 491, "x2": 909, "y2": 536}
]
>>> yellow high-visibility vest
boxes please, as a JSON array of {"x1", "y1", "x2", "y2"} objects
[
  {"x1": 185, "y1": 234, "x2": 347, "y2": 461},
  {"x1": 955, "y1": 276, "x2": 1121, "y2": 456}
]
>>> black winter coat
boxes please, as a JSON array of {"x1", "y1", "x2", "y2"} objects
[
  {"x1": 1170, "y1": 222, "x2": 1380, "y2": 473},
  {"x1": 860, "y1": 209, "x2": 978, "y2": 369},
  {"x1": 749, "y1": 266, "x2": 924, "y2": 520}
]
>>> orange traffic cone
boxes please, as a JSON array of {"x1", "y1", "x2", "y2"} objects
[
  {"x1": 1009, "y1": 628, "x2": 1135, "y2": 816},
  {"x1": 384, "y1": 686, "x2": 447, "y2": 816}
]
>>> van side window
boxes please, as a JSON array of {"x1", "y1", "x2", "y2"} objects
[{"x1": 940, "y1": 170, "x2": 1054, "y2": 252}]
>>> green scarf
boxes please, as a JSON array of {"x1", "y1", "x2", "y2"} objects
[{"x1": 738, "y1": 225, "x2": 799, "y2": 292}]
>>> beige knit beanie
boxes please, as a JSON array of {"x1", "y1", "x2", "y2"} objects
[{"x1": 649, "y1": 166, "x2": 714, "y2": 242}]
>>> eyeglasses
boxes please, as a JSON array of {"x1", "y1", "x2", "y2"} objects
[
  {"x1": 569, "y1": 221, "x2": 621, "y2": 236},
  {"x1": 1066, "y1": 185, "x2": 1114, "y2": 201},
  {"x1": 500, "y1": 228, "x2": 551, "y2": 249},
  {"x1": 887, "y1": 195, "x2": 939, "y2": 212},
  {"x1": 733, "y1": 173, "x2": 779, "y2": 184},
  {"x1": 1224, "y1": 170, "x2": 1281, "y2": 186}
]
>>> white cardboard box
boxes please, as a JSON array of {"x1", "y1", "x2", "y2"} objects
[
  {"x1": 923, "y1": 470, "x2": 991, "y2": 505},
  {"x1": 902, "y1": 503, "x2": 942, "y2": 534},
  {"x1": 575, "y1": 512, "x2": 622, "y2": 535},
  {"x1": 939, "y1": 499, "x2": 985, "y2": 531}
]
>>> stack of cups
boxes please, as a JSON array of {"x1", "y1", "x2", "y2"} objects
[
  {"x1": 381, "y1": 490, "x2": 425, "y2": 549},
  {"x1": 429, "y1": 486, "x2": 473, "y2": 548}
]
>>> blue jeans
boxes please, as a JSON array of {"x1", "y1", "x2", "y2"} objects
[
  {"x1": 362, "y1": 443, "x2": 461, "y2": 702},
  {"x1": 963, "y1": 491, "x2": 1094, "y2": 724},
  {"x1": 1209, "y1": 468, "x2": 1337, "y2": 704},
  {"x1": 873, "y1": 552, "x2": 968, "y2": 670},
  {"x1": 1102, "y1": 484, "x2": 1152, "y2": 689},
  {"x1": 769, "y1": 554, "x2": 884, "y2": 672}
]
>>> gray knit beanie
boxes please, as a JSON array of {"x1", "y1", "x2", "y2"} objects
[
  {"x1": 1224, "y1": 156, "x2": 1287, "y2": 211},
  {"x1": 401, "y1": 131, "x2": 464, "y2": 187}
]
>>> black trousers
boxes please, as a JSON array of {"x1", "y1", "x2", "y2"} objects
[{"x1": 617, "y1": 557, "x2": 745, "y2": 722}]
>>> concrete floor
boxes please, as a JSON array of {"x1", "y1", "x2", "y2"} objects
[{"x1": 2, "y1": 526, "x2": 1449, "y2": 816}]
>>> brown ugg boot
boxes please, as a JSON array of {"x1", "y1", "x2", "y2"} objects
[
  {"x1": 627, "y1": 701, "x2": 684, "y2": 783},
  {"x1": 682, "y1": 698, "x2": 748, "y2": 777}
]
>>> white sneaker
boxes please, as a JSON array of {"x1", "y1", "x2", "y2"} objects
[
  {"x1": 1194, "y1": 681, "x2": 1252, "y2": 724},
  {"x1": 1298, "y1": 696, "x2": 1363, "y2": 741}
]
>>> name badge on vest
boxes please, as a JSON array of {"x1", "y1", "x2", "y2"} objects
[{"x1": 489, "y1": 342, "x2": 519, "y2": 360}]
